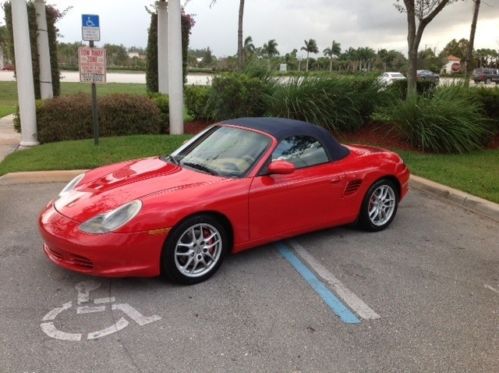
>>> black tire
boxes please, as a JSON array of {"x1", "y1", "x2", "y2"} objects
[
  {"x1": 161, "y1": 214, "x2": 228, "y2": 285},
  {"x1": 358, "y1": 179, "x2": 399, "y2": 232}
]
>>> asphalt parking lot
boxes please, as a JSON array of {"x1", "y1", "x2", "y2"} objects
[{"x1": 0, "y1": 183, "x2": 498, "y2": 372}]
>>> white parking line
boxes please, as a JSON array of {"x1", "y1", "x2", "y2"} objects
[
  {"x1": 288, "y1": 239, "x2": 380, "y2": 320},
  {"x1": 484, "y1": 284, "x2": 499, "y2": 295}
]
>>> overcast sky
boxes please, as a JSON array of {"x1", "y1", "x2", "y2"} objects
[{"x1": 1, "y1": 0, "x2": 498, "y2": 57}]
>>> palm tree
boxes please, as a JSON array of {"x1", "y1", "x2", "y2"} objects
[
  {"x1": 323, "y1": 40, "x2": 341, "y2": 72},
  {"x1": 464, "y1": 0, "x2": 481, "y2": 87},
  {"x1": 262, "y1": 39, "x2": 279, "y2": 69},
  {"x1": 243, "y1": 36, "x2": 256, "y2": 61},
  {"x1": 301, "y1": 39, "x2": 319, "y2": 72},
  {"x1": 211, "y1": 0, "x2": 246, "y2": 70}
]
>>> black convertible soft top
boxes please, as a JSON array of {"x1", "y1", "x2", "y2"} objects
[{"x1": 221, "y1": 117, "x2": 350, "y2": 161}]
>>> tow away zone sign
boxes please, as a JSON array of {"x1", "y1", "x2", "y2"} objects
[{"x1": 78, "y1": 47, "x2": 107, "y2": 84}]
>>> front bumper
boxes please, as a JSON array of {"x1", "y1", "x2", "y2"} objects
[{"x1": 39, "y1": 204, "x2": 166, "y2": 277}]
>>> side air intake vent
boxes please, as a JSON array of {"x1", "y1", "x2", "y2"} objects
[{"x1": 344, "y1": 179, "x2": 362, "y2": 195}]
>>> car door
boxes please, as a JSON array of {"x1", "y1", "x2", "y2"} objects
[{"x1": 248, "y1": 135, "x2": 347, "y2": 241}]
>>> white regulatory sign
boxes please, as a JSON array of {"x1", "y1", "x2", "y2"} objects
[
  {"x1": 78, "y1": 47, "x2": 107, "y2": 84},
  {"x1": 82, "y1": 14, "x2": 100, "y2": 41}
]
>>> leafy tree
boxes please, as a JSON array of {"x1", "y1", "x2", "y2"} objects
[
  {"x1": 201, "y1": 47, "x2": 214, "y2": 66},
  {"x1": 103, "y1": 44, "x2": 128, "y2": 67},
  {"x1": 0, "y1": 25, "x2": 12, "y2": 63},
  {"x1": 376, "y1": 49, "x2": 407, "y2": 72},
  {"x1": 475, "y1": 48, "x2": 498, "y2": 68},
  {"x1": 417, "y1": 47, "x2": 442, "y2": 72},
  {"x1": 439, "y1": 38, "x2": 470, "y2": 61},
  {"x1": 57, "y1": 42, "x2": 83, "y2": 68},
  {"x1": 395, "y1": 0, "x2": 455, "y2": 98},
  {"x1": 323, "y1": 40, "x2": 341, "y2": 72},
  {"x1": 301, "y1": 38, "x2": 318, "y2": 72}
]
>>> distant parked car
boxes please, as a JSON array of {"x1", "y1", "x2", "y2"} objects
[
  {"x1": 416, "y1": 70, "x2": 440, "y2": 83},
  {"x1": 378, "y1": 72, "x2": 406, "y2": 86},
  {"x1": 1, "y1": 64, "x2": 14, "y2": 71},
  {"x1": 472, "y1": 68, "x2": 499, "y2": 84}
]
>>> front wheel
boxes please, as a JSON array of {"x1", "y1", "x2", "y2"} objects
[
  {"x1": 358, "y1": 179, "x2": 399, "y2": 232},
  {"x1": 162, "y1": 215, "x2": 228, "y2": 285}
]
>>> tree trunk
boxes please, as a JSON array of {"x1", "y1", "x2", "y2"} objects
[
  {"x1": 464, "y1": 0, "x2": 480, "y2": 88},
  {"x1": 405, "y1": 0, "x2": 418, "y2": 98},
  {"x1": 237, "y1": 0, "x2": 245, "y2": 70},
  {"x1": 329, "y1": 57, "x2": 332, "y2": 72},
  {"x1": 306, "y1": 52, "x2": 309, "y2": 72}
]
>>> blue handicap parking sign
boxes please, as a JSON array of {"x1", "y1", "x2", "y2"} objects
[{"x1": 82, "y1": 14, "x2": 99, "y2": 28}]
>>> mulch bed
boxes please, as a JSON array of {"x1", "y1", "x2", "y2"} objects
[{"x1": 181, "y1": 120, "x2": 499, "y2": 151}]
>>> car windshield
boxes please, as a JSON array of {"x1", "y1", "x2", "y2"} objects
[
  {"x1": 170, "y1": 126, "x2": 272, "y2": 178},
  {"x1": 390, "y1": 73, "x2": 404, "y2": 78}
]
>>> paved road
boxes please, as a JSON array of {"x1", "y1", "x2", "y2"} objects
[{"x1": 0, "y1": 183, "x2": 497, "y2": 372}]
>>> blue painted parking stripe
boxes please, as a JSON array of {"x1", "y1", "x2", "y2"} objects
[{"x1": 276, "y1": 242, "x2": 360, "y2": 324}]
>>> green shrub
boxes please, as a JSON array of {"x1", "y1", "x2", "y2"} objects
[
  {"x1": 267, "y1": 76, "x2": 383, "y2": 133},
  {"x1": 149, "y1": 93, "x2": 169, "y2": 133},
  {"x1": 388, "y1": 79, "x2": 438, "y2": 99},
  {"x1": 33, "y1": 93, "x2": 162, "y2": 143},
  {"x1": 99, "y1": 94, "x2": 162, "y2": 136},
  {"x1": 185, "y1": 85, "x2": 210, "y2": 120},
  {"x1": 205, "y1": 73, "x2": 273, "y2": 120},
  {"x1": 376, "y1": 86, "x2": 491, "y2": 153},
  {"x1": 472, "y1": 87, "x2": 499, "y2": 131}
]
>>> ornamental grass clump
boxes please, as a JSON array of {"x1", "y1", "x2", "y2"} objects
[
  {"x1": 267, "y1": 75, "x2": 383, "y2": 133},
  {"x1": 378, "y1": 86, "x2": 491, "y2": 153}
]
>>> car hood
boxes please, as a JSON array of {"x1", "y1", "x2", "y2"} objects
[{"x1": 54, "y1": 157, "x2": 224, "y2": 222}]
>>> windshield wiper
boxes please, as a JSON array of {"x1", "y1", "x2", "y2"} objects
[{"x1": 181, "y1": 161, "x2": 219, "y2": 176}]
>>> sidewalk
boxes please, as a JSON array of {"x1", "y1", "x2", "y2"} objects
[{"x1": 0, "y1": 114, "x2": 20, "y2": 162}]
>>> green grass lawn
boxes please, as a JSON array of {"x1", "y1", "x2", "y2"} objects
[
  {"x1": 0, "y1": 134, "x2": 498, "y2": 203},
  {"x1": 397, "y1": 149, "x2": 499, "y2": 203},
  {"x1": 0, "y1": 135, "x2": 190, "y2": 175},
  {"x1": 0, "y1": 81, "x2": 19, "y2": 118},
  {"x1": 60, "y1": 82, "x2": 148, "y2": 96}
]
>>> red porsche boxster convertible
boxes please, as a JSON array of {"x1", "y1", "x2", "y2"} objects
[{"x1": 39, "y1": 118, "x2": 410, "y2": 284}]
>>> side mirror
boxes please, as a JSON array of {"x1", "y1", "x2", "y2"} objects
[{"x1": 268, "y1": 160, "x2": 295, "y2": 175}]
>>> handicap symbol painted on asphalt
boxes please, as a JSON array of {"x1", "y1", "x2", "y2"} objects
[{"x1": 40, "y1": 280, "x2": 161, "y2": 341}]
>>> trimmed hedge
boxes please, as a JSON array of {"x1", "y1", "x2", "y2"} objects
[{"x1": 31, "y1": 94, "x2": 162, "y2": 143}]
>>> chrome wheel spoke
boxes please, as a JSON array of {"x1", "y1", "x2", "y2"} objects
[
  {"x1": 174, "y1": 223, "x2": 223, "y2": 278},
  {"x1": 368, "y1": 184, "x2": 396, "y2": 227}
]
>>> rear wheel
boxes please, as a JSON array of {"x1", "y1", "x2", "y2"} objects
[
  {"x1": 358, "y1": 179, "x2": 399, "y2": 232},
  {"x1": 162, "y1": 215, "x2": 228, "y2": 285}
]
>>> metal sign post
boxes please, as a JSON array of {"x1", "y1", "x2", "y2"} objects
[{"x1": 80, "y1": 14, "x2": 103, "y2": 145}]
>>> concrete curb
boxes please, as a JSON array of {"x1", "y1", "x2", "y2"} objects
[
  {"x1": 0, "y1": 169, "x2": 497, "y2": 222},
  {"x1": 409, "y1": 175, "x2": 499, "y2": 223},
  {"x1": 0, "y1": 170, "x2": 87, "y2": 185}
]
